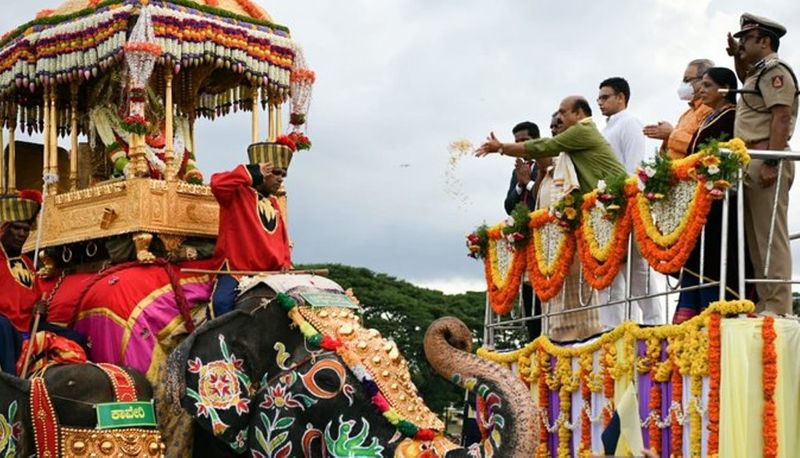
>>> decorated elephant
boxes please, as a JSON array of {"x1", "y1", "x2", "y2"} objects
[
  {"x1": 166, "y1": 275, "x2": 535, "y2": 457},
  {"x1": 0, "y1": 363, "x2": 157, "y2": 457}
]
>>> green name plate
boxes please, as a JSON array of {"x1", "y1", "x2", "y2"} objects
[
  {"x1": 300, "y1": 291, "x2": 359, "y2": 309},
  {"x1": 96, "y1": 401, "x2": 157, "y2": 430}
]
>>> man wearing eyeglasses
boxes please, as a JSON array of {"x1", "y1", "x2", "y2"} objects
[
  {"x1": 643, "y1": 59, "x2": 714, "y2": 159},
  {"x1": 728, "y1": 13, "x2": 798, "y2": 315},
  {"x1": 598, "y1": 77, "x2": 662, "y2": 326}
]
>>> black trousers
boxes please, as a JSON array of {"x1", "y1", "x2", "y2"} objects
[{"x1": 522, "y1": 283, "x2": 541, "y2": 341}]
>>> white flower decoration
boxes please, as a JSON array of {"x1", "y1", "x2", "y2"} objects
[
  {"x1": 645, "y1": 166, "x2": 657, "y2": 178},
  {"x1": 705, "y1": 180, "x2": 715, "y2": 191},
  {"x1": 707, "y1": 164, "x2": 720, "y2": 175},
  {"x1": 506, "y1": 216, "x2": 515, "y2": 227},
  {"x1": 597, "y1": 180, "x2": 607, "y2": 192}
]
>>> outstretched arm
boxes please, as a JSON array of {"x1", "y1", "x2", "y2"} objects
[{"x1": 476, "y1": 125, "x2": 586, "y2": 159}]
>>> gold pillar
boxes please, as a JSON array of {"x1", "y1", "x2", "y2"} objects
[
  {"x1": 251, "y1": 86, "x2": 259, "y2": 144},
  {"x1": 49, "y1": 88, "x2": 58, "y2": 195},
  {"x1": 69, "y1": 84, "x2": 79, "y2": 190},
  {"x1": 164, "y1": 73, "x2": 175, "y2": 181},
  {"x1": 189, "y1": 117, "x2": 195, "y2": 159},
  {"x1": 276, "y1": 104, "x2": 283, "y2": 138},
  {"x1": 267, "y1": 104, "x2": 275, "y2": 141},
  {"x1": 42, "y1": 87, "x2": 51, "y2": 191},
  {"x1": 129, "y1": 134, "x2": 148, "y2": 177},
  {"x1": 0, "y1": 119, "x2": 5, "y2": 193},
  {"x1": 7, "y1": 108, "x2": 15, "y2": 192}
]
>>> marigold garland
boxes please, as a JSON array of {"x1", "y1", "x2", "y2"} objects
[
  {"x1": 601, "y1": 342, "x2": 615, "y2": 427},
  {"x1": 670, "y1": 353, "x2": 683, "y2": 457},
  {"x1": 649, "y1": 370, "x2": 662, "y2": 454},
  {"x1": 630, "y1": 181, "x2": 712, "y2": 274},
  {"x1": 475, "y1": 300, "x2": 756, "y2": 457},
  {"x1": 536, "y1": 348, "x2": 550, "y2": 458},
  {"x1": 576, "y1": 193, "x2": 632, "y2": 290},
  {"x1": 578, "y1": 353, "x2": 593, "y2": 456},
  {"x1": 558, "y1": 384, "x2": 572, "y2": 458},
  {"x1": 707, "y1": 313, "x2": 721, "y2": 457},
  {"x1": 484, "y1": 239, "x2": 526, "y2": 315},
  {"x1": 689, "y1": 375, "x2": 703, "y2": 457},
  {"x1": 528, "y1": 209, "x2": 575, "y2": 301},
  {"x1": 762, "y1": 316, "x2": 778, "y2": 458}
]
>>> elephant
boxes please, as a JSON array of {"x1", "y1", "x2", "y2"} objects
[
  {"x1": 166, "y1": 276, "x2": 536, "y2": 457},
  {"x1": 0, "y1": 363, "x2": 154, "y2": 457}
]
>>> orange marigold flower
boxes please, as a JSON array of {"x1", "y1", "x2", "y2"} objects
[{"x1": 701, "y1": 155, "x2": 721, "y2": 167}]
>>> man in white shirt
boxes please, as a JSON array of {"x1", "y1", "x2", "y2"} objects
[
  {"x1": 598, "y1": 77, "x2": 646, "y2": 172},
  {"x1": 597, "y1": 77, "x2": 663, "y2": 328}
]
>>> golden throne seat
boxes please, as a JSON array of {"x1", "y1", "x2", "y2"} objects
[{"x1": 23, "y1": 178, "x2": 219, "y2": 257}]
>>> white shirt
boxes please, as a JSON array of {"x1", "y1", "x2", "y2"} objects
[{"x1": 602, "y1": 109, "x2": 646, "y2": 174}]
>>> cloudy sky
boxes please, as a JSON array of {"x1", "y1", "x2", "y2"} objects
[{"x1": 2, "y1": 1, "x2": 799, "y2": 293}]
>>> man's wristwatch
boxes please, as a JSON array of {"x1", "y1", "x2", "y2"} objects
[{"x1": 498, "y1": 145, "x2": 504, "y2": 155}]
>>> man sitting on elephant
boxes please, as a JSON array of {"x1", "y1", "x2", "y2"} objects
[
  {"x1": 209, "y1": 142, "x2": 293, "y2": 316},
  {"x1": 0, "y1": 190, "x2": 87, "y2": 375}
]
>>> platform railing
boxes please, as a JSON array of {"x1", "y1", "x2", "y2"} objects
[{"x1": 483, "y1": 149, "x2": 800, "y2": 349}]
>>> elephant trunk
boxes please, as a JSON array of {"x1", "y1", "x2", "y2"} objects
[{"x1": 424, "y1": 317, "x2": 536, "y2": 458}]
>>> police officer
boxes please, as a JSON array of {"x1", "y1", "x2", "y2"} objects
[{"x1": 728, "y1": 13, "x2": 798, "y2": 314}]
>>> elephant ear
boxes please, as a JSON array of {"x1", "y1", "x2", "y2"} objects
[{"x1": 167, "y1": 309, "x2": 255, "y2": 453}]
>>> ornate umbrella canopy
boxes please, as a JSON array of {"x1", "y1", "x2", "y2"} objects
[{"x1": 0, "y1": 0, "x2": 312, "y2": 130}]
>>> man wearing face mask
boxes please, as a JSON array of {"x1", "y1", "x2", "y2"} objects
[
  {"x1": 643, "y1": 59, "x2": 715, "y2": 159},
  {"x1": 728, "y1": 13, "x2": 798, "y2": 315}
]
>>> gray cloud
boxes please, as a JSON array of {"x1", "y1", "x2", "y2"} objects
[{"x1": 2, "y1": 1, "x2": 799, "y2": 291}]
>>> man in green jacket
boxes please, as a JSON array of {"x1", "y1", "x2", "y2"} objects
[{"x1": 476, "y1": 96, "x2": 626, "y2": 194}]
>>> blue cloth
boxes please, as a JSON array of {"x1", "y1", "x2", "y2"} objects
[
  {"x1": 0, "y1": 315, "x2": 22, "y2": 375},
  {"x1": 676, "y1": 273, "x2": 725, "y2": 313},
  {"x1": 211, "y1": 274, "x2": 239, "y2": 317}
]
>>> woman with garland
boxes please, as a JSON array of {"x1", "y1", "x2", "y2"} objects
[{"x1": 673, "y1": 67, "x2": 750, "y2": 322}]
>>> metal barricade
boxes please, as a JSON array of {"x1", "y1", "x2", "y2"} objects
[{"x1": 483, "y1": 150, "x2": 800, "y2": 350}]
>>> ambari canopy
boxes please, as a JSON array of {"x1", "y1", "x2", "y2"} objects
[{"x1": 0, "y1": 0, "x2": 305, "y2": 122}]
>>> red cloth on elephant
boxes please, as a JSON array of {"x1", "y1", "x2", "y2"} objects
[
  {"x1": 39, "y1": 272, "x2": 95, "y2": 327},
  {"x1": 0, "y1": 246, "x2": 40, "y2": 332},
  {"x1": 69, "y1": 259, "x2": 217, "y2": 376},
  {"x1": 210, "y1": 165, "x2": 291, "y2": 273}
]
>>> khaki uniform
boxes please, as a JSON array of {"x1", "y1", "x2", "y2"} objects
[{"x1": 736, "y1": 53, "x2": 798, "y2": 313}]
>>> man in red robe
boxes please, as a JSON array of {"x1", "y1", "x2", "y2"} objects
[
  {"x1": 0, "y1": 191, "x2": 43, "y2": 373},
  {"x1": 0, "y1": 190, "x2": 87, "y2": 374},
  {"x1": 210, "y1": 142, "x2": 293, "y2": 315}
]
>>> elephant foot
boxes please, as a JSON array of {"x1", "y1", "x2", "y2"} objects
[{"x1": 133, "y1": 232, "x2": 156, "y2": 264}]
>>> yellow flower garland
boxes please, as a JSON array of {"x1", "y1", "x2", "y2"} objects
[
  {"x1": 635, "y1": 182, "x2": 702, "y2": 248},
  {"x1": 477, "y1": 300, "x2": 754, "y2": 458},
  {"x1": 533, "y1": 221, "x2": 568, "y2": 276},
  {"x1": 582, "y1": 214, "x2": 617, "y2": 261},
  {"x1": 486, "y1": 223, "x2": 510, "y2": 289}
]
